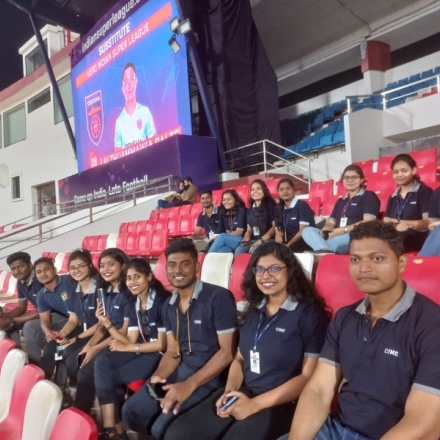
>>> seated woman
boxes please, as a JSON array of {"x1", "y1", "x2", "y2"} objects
[
  {"x1": 274, "y1": 178, "x2": 316, "y2": 252},
  {"x1": 302, "y1": 165, "x2": 380, "y2": 254},
  {"x1": 235, "y1": 179, "x2": 277, "y2": 256},
  {"x1": 208, "y1": 189, "x2": 247, "y2": 254},
  {"x1": 418, "y1": 186, "x2": 440, "y2": 256},
  {"x1": 384, "y1": 154, "x2": 433, "y2": 253},
  {"x1": 94, "y1": 258, "x2": 170, "y2": 440},
  {"x1": 164, "y1": 241, "x2": 329, "y2": 440},
  {"x1": 72, "y1": 248, "x2": 132, "y2": 415}
]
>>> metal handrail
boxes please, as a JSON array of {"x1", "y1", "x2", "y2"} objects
[{"x1": 0, "y1": 175, "x2": 174, "y2": 250}]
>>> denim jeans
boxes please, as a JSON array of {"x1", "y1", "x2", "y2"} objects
[
  {"x1": 277, "y1": 416, "x2": 372, "y2": 440},
  {"x1": 302, "y1": 227, "x2": 350, "y2": 254},
  {"x1": 418, "y1": 226, "x2": 440, "y2": 256},
  {"x1": 208, "y1": 233, "x2": 243, "y2": 253}
]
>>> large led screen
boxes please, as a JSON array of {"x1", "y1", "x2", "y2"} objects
[{"x1": 71, "y1": 0, "x2": 192, "y2": 172}]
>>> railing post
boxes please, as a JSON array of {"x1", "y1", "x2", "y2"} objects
[
  {"x1": 89, "y1": 204, "x2": 93, "y2": 223},
  {"x1": 168, "y1": 176, "x2": 172, "y2": 192},
  {"x1": 133, "y1": 188, "x2": 137, "y2": 206},
  {"x1": 383, "y1": 94, "x2": 387, "y2": 110},
  {"x1": 347, "y1": 98, "x2": 351, "y2": 113},
  {"x1": 38, "y1": 224, "x2": 43, "y2": 243},
  {"x1": 263, "y1": 141, "x2": 267, "y2": 175}
]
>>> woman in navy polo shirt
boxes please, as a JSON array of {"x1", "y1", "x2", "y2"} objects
[
  {"x1": 55, "y1": 249, "x2": 99, "y2": 402},
  {"x1": 418, "y1": 186, "x2": 440, "y2": 256},
  {"x1": 384, "y1": 154, "x2": 432, "y2": 252},
  {"x1": 302, "y1": 164, "x2": 379, "y2": 254},
  {"x1": 236, "y1": 179, "x2": 277, "y2": 256},
  {"x1": 164, "y1": 242, "x2": 329, "y2": 440},
  {"x1": 208, "y1": 189, "x2": 247, "y2": 254},
  {"x1": 72, "y1": 248, "x2": 132, "y2": 415},
  {"x1": 274, "y1": 178, "x2": 316, "y2": 252},
  {"x1": 94, "y1": 258, "x2": 170, "y2": 440}
]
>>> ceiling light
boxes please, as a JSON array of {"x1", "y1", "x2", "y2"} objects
[
  {"x1": 178, "y1": 19, "x2": 191, "y2": 35},
  {"x1": 168, "y1": 35, "x2": 181, "y2": 53},
  {"x1": 170, "y1": 17, "x2": 180, "y2": 33}
]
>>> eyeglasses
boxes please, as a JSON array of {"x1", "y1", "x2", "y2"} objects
[
  {"x1": 141, "y1": 314, "x2": 151, "y2": 336},
  {"x1": 253, "y1": 265, "x2": 286, "y2": 277},
  {"x1": 343, "y1": 176, "x2": 361, "y2": 181},
  {"x1": 68, "y1": 263, "x2": 88, "y2": 273}
]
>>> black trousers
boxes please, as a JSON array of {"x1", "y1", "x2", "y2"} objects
[
  {"x1": 400, "y1": 229, "x2": 429, "y2": 253},
  {"x1": 163, "y1": 387, "x2": 295, "y2": 440},
  {"x1": 63, "y1": 336, "x2": 92, "y2": 387}
]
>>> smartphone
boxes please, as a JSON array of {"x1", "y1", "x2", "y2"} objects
[
  {"x1": 77, "y1": 352, "x2": 86, "y2": 368},
  {"x1": 220, "y1": 395, "x2": 238, "y2": 411},
  {"x1": 147, "y1": 382, "x2": 167, "y2": 399},
  {"x1": 322, "y1": 230, "x2": 330, "y2": 240},
  {"x1": 97, "y1": 288, "x2": 107, "y2": 316},
  {"x1": 49, "y1": 331, "x2": 65, "y2": 343}
]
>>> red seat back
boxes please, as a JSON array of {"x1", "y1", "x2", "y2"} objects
[
  {"x1": 234, "y1": 185, "x2": 251, "y2": 207},
  {"x1": 149, "y1": 230, "x2": 169, "y2": 257},
  {"x1": 145, "y1": 220, "x2": 156, "y2": 232},
  {"x1": 0, "y1": 339, "x2": 16, "y2": 370},
  {"x1": 190, "y1": 203, "x2": 203, "y2": 217},
  {"x1": 265, "y1": 179, "x2": 281, "y2": 199},
  {"x1": 197, "y1": 253, "x2": 206, "y2": 277},
  {"x1": 403, "y1": 256, "x2": 440, "y2": 302},
  {"x1": 127, "y1": 222, "x2": 138, "y2": 234},
  {"x1": 353, "y1": 159, "x2": 374, "y2": 181},
  {"x1": 229, "y1": 253, "x2": 252, "y2": 302},
  {"x1": 306, "y1": 197, "x2": 321, "y2": 216},
  {"x1": 155, "y1": 218, "x2": 168, "y2": 231},
  {"x1": 211, "y1": 190, "x2": 223, "y2": 206},
  {"x1": 126, "y1": 233, "x2": 139, "y2": 255},
  {"x1": 60, "y1": 253, "x2": 71, "y2": 274},
  {"x1": 417, "y1": 162, "x2": 437, "y2": 185},
  {"x1": 376, "y1": 155, "x2": 395, "y2": 175},
  {"x1": 373, "y1": 188, "x2": 394, "y2": 215},
  {"x1": 409, "y1": 147, "x2": 437, "y2": 168},
  {"x1": 1, "y1": 273, "x2": 12, "y2": 294},
  {"x1": 366, "y1": 173, "x2": 395, "y2": 192},
  {"x1": 335, "y1": 180, "x2": 345, "y2": 196},
  {"x1": 49, "y1": 408, "x2": 98, "y2": 440},
  {"x1": 154, "y1": 253, "x2": 173, "y2": 291},
  {"x1": 119, "y1": 223, "x2": 128, "y2": 234},
  {"x1": 92, "y1": 253, "x2": 100, "y2": 269},
  {"x1": 310, "y1": 180, "x2": 334, "y2": 200},
  {"x1": 158, "y1": 209, "x2": 169, "y2": 220},
  {"x1": 168, "y1": 206, "x2": 181, "y2": 218},
  {"x1": 178, "y1": 204, "x2": 192, "y2": 216},
  {"x1": 149, "y1": 210, "x2": 159, "y2": 221},
  {"x1": 84, "y1": 235, "x2": 98, "y2": 252},
  {"x1": 137, "y1": 231, "x2": 153, "y2": 257},
  {"x1": 321, "y1": 195, "x2": 342, "y2": 217},
  {"x1": 136, "y1": 220, "x2": 147, "y2": 234},
  {"x1": 179, "y1": 215, "x2": 196, "y2": 236},
  {"x1": 167, "y1": 217, "x2": 181, "y2": 238},
  {"x1": 96, "y1": 235, "x2": 108, "y2": 252},
  {"x1": 126, "y1": 381, "x2": 146, "y2": 394},
  {"x1": 116, "y1": 233, "x2": 128, "y2": 250}
]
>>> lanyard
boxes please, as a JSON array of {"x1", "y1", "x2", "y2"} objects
[
  {"x1": 80, "y1": 293, "x2": 92, "y2": 323},
  {"x1": 136, "y1": 309, "x2": 149, "y2": 344},
  {"x1": 174, "y1": 302, "x2": 192, "y2": 358},
  {"x1": 107, "y1": 292, "x2": 121, "y2": 320},
  {"x1": 253, "y1": 312, "x2": 278, "y2": 351},
  {"x1": 340, "y1": 193, "x2": 358, "y2": 218},
  {"x1": 283, "y1": 209, "x2": 290, "y2": 243},
  {"x1": 395, "y1": 194, "x2": 411, "y2": 220}
]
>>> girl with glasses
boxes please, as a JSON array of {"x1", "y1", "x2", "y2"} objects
[
  {"x1": 164, "y1": 242, "x2": 329, "y2": 440},
  {"x1": 302, "y1": 164, "x2": 380, "y2": 254},
  {"x1": 383, "y1": 154, "x2": 432, "y2": 252},
  {"x1": 94, "y1": 258, "x2": 170, "y2": 440}
]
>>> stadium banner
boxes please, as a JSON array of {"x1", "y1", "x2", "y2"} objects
[
  {"x1": 58, "y1": 135, "x2": 219, "y2": 206},
  {"x1": 70, "y1": 0, "x2": 192, "y2": 172}
]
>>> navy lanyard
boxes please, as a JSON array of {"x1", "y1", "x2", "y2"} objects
[
  {"x1": 283, "y1": 209, "x2": 290, "y2": 242},
  {"x1": 395, "y1": 194, "x2": 411, "y2": 220},
  {"x1": 253, "y1": 312, "x2": 278, "y2": 351},
  {"x1": 107, "y1": 292, "x2": 121, "y2": 320},
  {"x1": 228, "y1": 214, "x2": 234, "y2": 231},
  {"x1": 340, "y1": 193, "x2": 359, "y2": 218},
  {"x1": 80, "y1": 293, "x2": 92, "y2": 322}
]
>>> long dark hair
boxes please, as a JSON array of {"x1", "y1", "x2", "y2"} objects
[
  {"x1": 391, "y1": 154, "x2": 421, "y2": 182},
  {"x1": 249, "y1": 179, "x2": 276, "y2": 236},
  {"x1": 97, "y1": 248, "x2": 130, "y2": 290},
  {"x1": 124, "y1": 258, "x2": 167, "y2": 294},
  {"x1": 219, "y1": 189, "x2": 246, "y2": 216},
  {"x1": 68, "y1": 249, "x2": 98, "y2": 278},
  {"x1": 274, "y1": 178, "x2": 295, "y2": 230},
  {"x1": 242, "y1": 242, "x2": 329, "y2": 317}
]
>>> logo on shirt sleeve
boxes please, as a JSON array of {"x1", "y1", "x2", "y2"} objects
[{"x1": 61, "y1": 292, "x2": 69, "y2": 302}]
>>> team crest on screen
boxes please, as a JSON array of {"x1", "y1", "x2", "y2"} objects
[{"x1": 85, "y1": 91, "x2": 104, "y2": 145}]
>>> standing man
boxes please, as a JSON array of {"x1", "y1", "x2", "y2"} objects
[
  {"x1": 122, "y1": 241, "x2": 237, "y2": 440},
  {"x1": 1, "y1": 252, "x2": 42, "y2": 348},
  {"x1": 279, "y1": 220, "x2": 440, "y2": 440},
  {"x1": 25, "y1": 257, "x2": 73, "y2": 378},
  {"x1": 114, "y1": 62, "x2": 156, "y2": 150},
  {"x1": 190, "y1": 190, "x2": 225, "y2": 252},
  {"x1": 158, "y1": 177, "x2": 198, "y2": 209}
]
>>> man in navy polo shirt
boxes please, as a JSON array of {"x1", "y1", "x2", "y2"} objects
[
  {"x1": 122, "y1": 240, "x2": 238, "y2": 440},
  {"x1": 25, "y1": 257, "x2": 73, "y2": 378},
  {"x1": 191, "y1": 190, "x2": 225, "y2": 251},
  {"x1": 0, "y1": 252, "x2": 42, "y2": 348},
  {"x1": 281, "y1": 220, "x2": 440, "y2": 440},
  {"x1": 418, "y1": 186, "x2": 440, "y2": 256}
]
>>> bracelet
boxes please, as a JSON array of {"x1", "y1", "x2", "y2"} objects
[
  {"x1": 106, "y1": 324, "x2": 114, "y2": 332},
  {"x1": 135, "y1": 343, "x2": 140, "y2": 355}
]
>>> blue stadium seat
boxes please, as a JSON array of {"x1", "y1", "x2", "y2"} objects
[
  {"x1": 319, "y1": 134, "x2": 333, "y2": 148},
  {"x1": 409, "y1": 73, "x2": 421, "y2": 83},
  {"x1": 333, "y1": 131, "x2": 345, "y2": 144},
  {"x1": 324, "y1": 126, "x2": 337, "y2": 135},
  {"x1": 421, "y1": 69, "x2": 434, "y2": 79},
  {"x1": 397, "y1": 78, "x2": 409, "y2": 87},
  {"x1": 434, "y1": 66, "x2": 440, "y2": 76}
]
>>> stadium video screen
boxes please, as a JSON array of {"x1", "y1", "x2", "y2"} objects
[{"x1": 70, "y1": 0, "x2": 192, "y2": 172}]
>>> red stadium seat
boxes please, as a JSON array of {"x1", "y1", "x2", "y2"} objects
[
  {"x1": 145, "y1": 220, "x2": 156, "y2": 232},
  {"x1": 335, "y1": 180, "x2": 345, "y2": 196},
  {"x1": 229, "y1": 253, "x2": 251, "y2": 303},
  {"x1": 49, "y1": 408, "x2": 98, "y2": 440},
  {"x1": 127, "y1": 222, "x2": 138, "y2": 234},
  {"x1": 234, "y1": 185, "x2": 251, "y2": 207},
  {"x1": 191, "y1": 203, "x2": 203, "y2": 217},
  {"x1": 125, "y1": 233, "x2": 140, "y2": 256},
  {"x1": 149, "y1": 230, "x2": 169, "y2": 257},
  {"x1": 353, "y1": 159, "x2": 374, "y2": 181},
  {"x1": 82, "y1": 235, "x2": 98, "y2": 252},
  {"x1": 265, "y1": 178, "x2": 281, "y2": 199},
  {"x1": 0, "y1": 339, "x2": 16, "y2": 370},
  {"x1": 127, "y1": 381, "x2": 146, "y2": 393},
  {"x1": 179, "y1": 215, "x2": 196, "y2": 236},
  {"x1": 321, "y1": 195, "x2": 342, "y2": 217},
  {"x1": 376, "y1": 155, "x2": 395, "y2": 175},
  {"x1": 137, "y1": 231, "x2": 153, "y2": 257},
  {"x1": 92, "y1": 253, "x2": 100, "y2": 269},
  {"x1": 0, "y1": 273, "x2": 12, "y2": 294},
  {"x1": 306, "y1": 197, "x2": 321, "y2": 216},
  {"x1": 60, "y1": 253, "x2": 71, "y2": 274},
  {"x1": 403, "y1": 256, "x2": 440, "y2": 302},
  {"x1": 149, "y1": 210, "x2": 159, "y2": 221},
  {"x1": 155, "y1": 218, "x2": 168, "y2": 231},
  {"x1": 167, "y1": 217, "x2": 181, "y2": 238},
  {"x1": 0, "y1": 364, "x2": 45, "y2": 439},
  {"x1": 197, "y1": 253, "x2": 206, "y2": 276},
  {"x1": 309, "y1": 180, "x2": 334, "y2": 200},
  {"x1": 116, "y1": 233, "x2": 128, "y2": 250},
  {"x1": 374, "y1": 188, "x2": 394, "y2": 215},
  {"x1": 96, "y1": 235, "x2": 108, "y2": 252},
  {"x1": 136, "y1": 220, "x2": 148, "y2": 234},
  {"x1": 42, "y1": 252, "x2": 51, "y2": 258},
  {"x1": 417, "y1": 162, "x2": 438, "y2": 185},
  {"x1": 158, "y1": 209, "x2": 170, "y2": 220},
  {"x1": 409, "y1": 147, "x2": 437, "y2": 168},
  {"x1": 366, "y1": 172, "x2": 395, "y2": 192},
  {"x1": 211, "y1": 190, "x2": 223, "y2": 206},
  {"x1": 179, "y1": 205, "x2": 192, "y2": 216},
  {"x1": 4, "y1": 302, "x2": 36, "y2": 313},
  {"x1": 154, "y1": 253, "x2": 173, "y2": 291},
  {"x1": 119, "y1": 223, "x2": 128, "y2": 234},
  {"x1": 168, "y1": 206, "x2": 181, "y2": 218}
]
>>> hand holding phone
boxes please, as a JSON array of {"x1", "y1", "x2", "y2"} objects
[
  {"x1": 219, "y1": 395, "x2": 239, "y2": 412},
  {"x1": 49, "y1": 331, "x2": 65, "y2": 343},
  {"x1": 96, "y1": 289, "x2": 107, "y2": 317},
  {"x1": 147, "y1": 382, "x2": 167, "y2": 399},
  {"x1": 77, "y1": 352, "x2": 86, "y2": 368}
]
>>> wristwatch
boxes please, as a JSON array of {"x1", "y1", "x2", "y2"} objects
[
  {"x1": 344, "y1": 227, "x2": 348, "y2": 233},
  {"x1": 8, "y1": 318, "x2": 15, "y2": 328},
  {"x1": 135, "y1": 343, "x2": 140, "y2": 355}
]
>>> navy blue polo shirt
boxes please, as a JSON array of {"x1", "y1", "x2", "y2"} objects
[
  {"x1": 36, "y1": 275, "x2": 74, "y2": 317},
  {"x1": 239, "y1": 296, "x2": 328, "y2": 393},
  {"x1": 385, "y1": 181, "x2": 432, "y2": 221},
  {"x1": 246, "y1": 202, "x2": 276, "y2": 239},
  {"x1": 330, "y1": 189, "x2": 379, "y2": 227},
  {"x1": 128, "y1": 288, "x2": 169, "y2": 342},
  {"x1": 221, "y1": 207, "x2": 247, "y2": 232},
  {"x1": 196, "y1": 206, "x2": 225, "y2": 236},
  {"x1": 67, "y1": 278, "x2": 98, "y2": 329},
  {"x1": 162, "y1": 280, "x2": 237, "y2": 383},
  {"x1": 320, "y1": 285, "x2": 440, "y2": 439},
  {"x1": 428, "y1": 187, "x2": 440, "y2": 220},
  {"x1": 276, "y1": 198, "x2": 316, "y2": 242},
  {"x1": 104, "y1": 284, "x2": 132, "y2": 330},
  {"x1": 17, "y1": 271, "x2": 43, "y2": 308}
]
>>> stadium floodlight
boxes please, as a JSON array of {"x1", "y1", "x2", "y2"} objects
[
  {"x1": 168, "y1": 35, "x2": 181, "y2": 53},
  {"x1": 170, "y1": 17, "x2": 180, "y2": 33},
  {"x1": 177, "y1": 19, "x2": 192, "y2": 35}
]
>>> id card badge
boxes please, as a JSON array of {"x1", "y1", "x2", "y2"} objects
[
  {"x1": 83, "y1": 323, "x2": 87, "y2": 332},
  {"x1": 250, "y1": 350, "x2": 260, "y2": 374},
  {"x1": 253, "y1": 226, "x2": 260, "y2": 236},
  {"x1": 340, "y1": 217, "x2": 348, "y2": 227},
  {"x1": 54, "y1": 345, "x2": 65, "y2": 361},
  {"x1": 209, "y1": 231, "x2": 218, "y2": 240}
]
